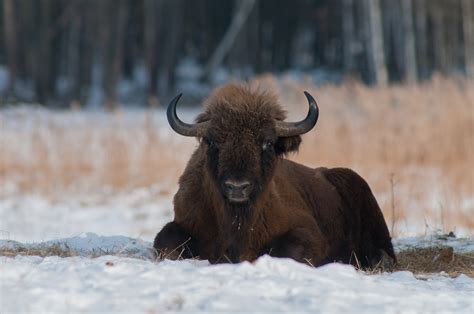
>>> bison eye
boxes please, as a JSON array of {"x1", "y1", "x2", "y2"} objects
[
  {"x1": 262, "y1": 140, "x2": 274, "y2": 151},
  {"x1": 204, "y1": 137, "x2": 216, "y2": 147}
]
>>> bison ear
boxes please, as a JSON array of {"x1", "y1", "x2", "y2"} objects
[
  {"x1": 275, "y1": 135, "x2": 302, "y2": 155},
  {"x1": 196, "y1": 112, "x2": 210, "y2": 124}
]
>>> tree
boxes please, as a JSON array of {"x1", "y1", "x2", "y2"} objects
[
  {"x1": 157, "y1": 0, "x2": 185, "y2": 95},
  {"x1": 364, "y1": 0, "x2": 388, "y2": 85},
  {"x1": 2, "y1": 0, "x2": 17, "y2": 96},
  {"x1": 462, "y1": 0, "x2": 474, "y2": 78},
  {"x1": 401, "y1": 0, "x2": 417, "y2": 82},
  {"x1": 35, "y1": 0, "x2": 54, "y2": 103},
  {"x1": 414, "y1": 0, "x2": 429, "y2": 79},
  {"x1": 341, "y1": 0, "x2": 355, "y2": 74},
  {"x1": 203, "y1": 0, "x2": 256, "y2": 80},
  {"x1": 430, "y1": 1, "x2": 448, "y2": 75},
  {"x1": 144, "y1": 0, "x2": 162, "y2": 106},
  {"x1": 102, "y1": 0, "x2": 128, "y2": 110}
]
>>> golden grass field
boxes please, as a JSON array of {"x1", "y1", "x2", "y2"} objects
[{"x1": 1, "y1": 75, "x2": 473, "y2": 236}]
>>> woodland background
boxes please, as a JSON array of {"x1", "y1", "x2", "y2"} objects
[{"x1": 1, "y1": 0, "x2": 473, "y2": 108}]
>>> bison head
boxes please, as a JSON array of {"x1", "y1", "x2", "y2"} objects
[{"x1": 167, "y1": 85, "x2": 319, "y2": 205}]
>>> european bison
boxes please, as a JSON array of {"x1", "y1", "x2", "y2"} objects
[{"x1": 154, "y1": 84, "x2": 396, "y2": 268}]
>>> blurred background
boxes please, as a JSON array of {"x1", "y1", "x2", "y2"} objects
[
  {"x1": 0, "y1": 0, "x2": 473, "y2": 242},
  {"x1": 1, "y1": 0, "x2": 473, "y2": 107}
]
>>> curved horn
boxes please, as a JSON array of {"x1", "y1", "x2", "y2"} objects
[
  {"x1": 274, "y1": 91, "x2": 319, "y2": 137},
  {"x1": 167, "y1": 93, "x2": 209, "y2": 137}
]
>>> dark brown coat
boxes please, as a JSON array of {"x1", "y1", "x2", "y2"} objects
[{"x1": 154, "y1": 84, "x2": 396, "y2": 268}]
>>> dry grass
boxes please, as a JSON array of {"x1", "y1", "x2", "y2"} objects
[
  {"x1": 252, "y1": 74, "x2": 474, "y2": 235},
  {"x1": 0, "y1": 76, "x2": 473, "y2": 235},
  {"x1": 2, "y1": 243, "x2": 472, "y2": 279},
  {"x1": 0, "y1": 110, "x2": 193, "y2": 197},
  {"x1": 0, "y1": 243, "x2": 141, "y2": 259},
  {"x1": 0, "y1": 244, "x2": 77, "y2": 258},
  {"x1": 394, "y1": 247, "x2": 474, "y2": 278}
]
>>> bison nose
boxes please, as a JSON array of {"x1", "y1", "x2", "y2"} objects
[{"x1": 224, "y1": 180, "x2": 252, "y2": 202}]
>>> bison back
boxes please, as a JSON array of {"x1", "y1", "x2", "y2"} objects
[{"x1": 321, "y1": 167, "x2": 396, "y2": 267}]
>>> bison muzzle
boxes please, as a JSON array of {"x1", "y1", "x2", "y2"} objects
[{"x1": 154, "y1": 84, "x2": 396, "y2": 268}]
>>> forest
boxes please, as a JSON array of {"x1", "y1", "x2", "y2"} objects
[{"x1": 1, "y1": 0, "x2": 473, "y2": 108}]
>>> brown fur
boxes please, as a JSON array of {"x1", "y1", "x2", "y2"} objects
[{"x1": 154, "y1": 84, "x2": 396, "y2": 267}]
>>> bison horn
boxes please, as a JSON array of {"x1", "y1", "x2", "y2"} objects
[
  {"x1": 274, "y1": 91, "x2": 319, "y2": 137},
  {"x1": 167, "y1": 93, "x2": 210, "y2": 137}
]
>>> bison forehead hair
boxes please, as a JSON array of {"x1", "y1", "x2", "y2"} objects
[
  {"x1": 196, "y1": 84, "x2": 287, "y2": 136},
  {"x1": 167, "y1": 83, "x2": 318, "y2": 205}
]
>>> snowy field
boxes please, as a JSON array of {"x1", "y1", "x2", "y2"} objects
[
  {"x1": 1, "y1": 233, "x2": 473, "y2": 313},
  {"x1": 1, "y1": 105, "x2": 473, "y2": 313}
]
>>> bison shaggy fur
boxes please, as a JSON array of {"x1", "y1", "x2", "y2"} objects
[{"x1": 154, "y1": 84, "x2": 396, "y2": 268}]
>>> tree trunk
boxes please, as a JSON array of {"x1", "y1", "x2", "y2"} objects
[
  {"x1": 36, "y1": 0, "x2": 53, "y2": 103},
  {"x1": 68, "y1": 8, "x2": 81, "y2": 104},
  {"x1": 229, "y1": 0, "x2": 259, "y2": 74},
  {"x1": 414, "y1": 0, "x2": 429, "y2": 79},
  {"x1": 462, "y1": 0, "x2": 474, "y2": 78},
  {"x1": 157, "y1": 0, "x2": 185, "y2": 95},
  {"x1": 202, "y1": 0, "x2": 256, "y2": 80},
  {"x1": 431, "y1": 2, "x2": 447, "y2": 75},
  {"x1": 401, "y1": 0, "x2": 417, "y2": 82},
  {"x1": 364, "y1": 0, "x2": 388, "y2": 85},
  {"x1": 144, "y1": 0, "x2": 161, "y2": 106},
  {"x1": 76, "y1": 2, "x2": 96, "y2": 106},
  {"x1": 342, "y1": 0, "x2": 355, "y2": 74},
  {"x1": 3, "y1": 0, "x2": 18, "y2": 95},
  {"x1": 103, "y1": 0, "x2": 128, "y2": 110}
]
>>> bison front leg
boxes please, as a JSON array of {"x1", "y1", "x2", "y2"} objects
[
  {"x1": 260, "y1": 227, "x2": 330, "y2": 266},
  {"x1": 153, "y1": 222, "x2": 199, "y2": 260}
]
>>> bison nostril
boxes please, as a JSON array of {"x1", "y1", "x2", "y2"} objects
[
  {"x1": 224, "y1": 180, "x2": 251, "y2": 196},
  {"x1": 240, "y1": 182, "x2": 250, "y2": 192}
]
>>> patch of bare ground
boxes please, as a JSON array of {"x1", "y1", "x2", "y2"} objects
[
  {"x1": 0, "y1": 244, "x2": 77, "y2": 258},
  {"x1": 393, "y1": 247, "x2": 474, "y2": 278},
  {"x1": 0, "y1": 244, "x2": 142, "y2": 259}
]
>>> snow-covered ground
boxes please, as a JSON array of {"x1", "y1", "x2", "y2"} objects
[
  {"x1": 1, "y1": 107, "x2": 473, "y2": 313},
  {"x1": 1, "y1": 194, "x2": 473, "y2": 313},
  {"x1": 0, "y1": 189, "x2": 174, "y2": 243},
  {"x1": 1, "y1": 233, "x2": 473, "y2": 313}
]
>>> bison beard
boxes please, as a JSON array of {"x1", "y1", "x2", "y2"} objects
[{"x1": 154, "y1": 84, "x2": 396, "y2": 268}]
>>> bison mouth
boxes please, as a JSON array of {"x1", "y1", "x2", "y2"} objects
[{"x1": 226, "y1": 196, "x2": 249, "y2": 204}]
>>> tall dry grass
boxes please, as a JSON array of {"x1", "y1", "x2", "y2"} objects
[
  {"x1": 0, "y1": 110, "x2": 196, "y2": 199},
  {"x1": 252, "y1": 74, "x2": 473, "y2": 235},
  {"x1": 1, "y1": 76, "x2": 473, "y2": 235}
]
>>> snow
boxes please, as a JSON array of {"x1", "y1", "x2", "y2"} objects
[
  {"x1": 0, "y1": 190, "x2": 174, "y2": 243},
  {"x1": 1, "y1": 251, "x2": 473, "y2": 313},
  {"x1": 394, "y1": 235, "x2": 474, "y2": 253},
  {"x1": 1, "y1": 107, "x2": 473, "y2": 313},
  {"x1": 1, "y1": 233, "x2": 473, "y2": 312}
]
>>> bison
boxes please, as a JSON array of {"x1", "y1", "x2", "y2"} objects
[{"x1": 154, "y1": 84, "x2": 396, "y2": 268}]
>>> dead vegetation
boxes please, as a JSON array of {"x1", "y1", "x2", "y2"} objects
[
  {"x1": 0, "y1": 76, "x2": 473, "y2": 234},
  {"x1": 0, "y1": 244, "x2": 77, "y2": 258},
  {"x1": 394, "y1": 247, "x2": 474, "y2": 278},
  {"x1": 2, "y1": 243, "x2": 473, "y2": 279},
  {"x1": 252, "y1": 75, "x2": 474, "y2": 235},
  {"x1": 0, "y1": 244, "x2": 143, "y2": 259}
]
